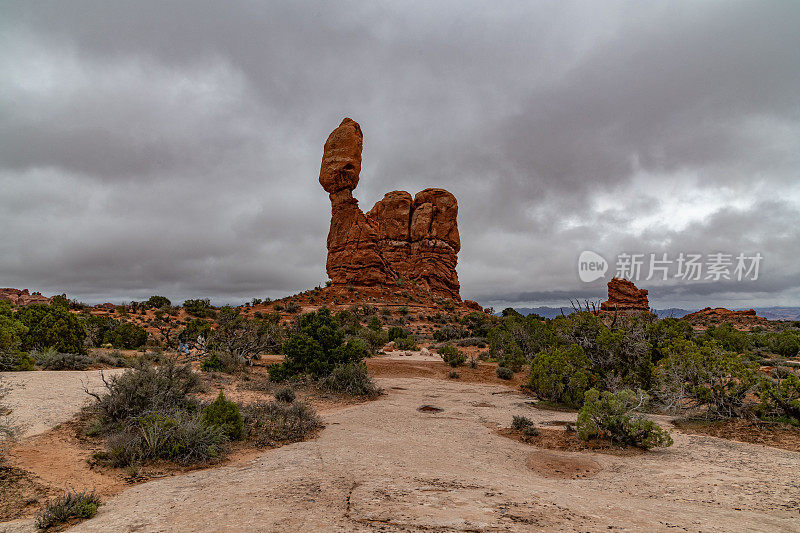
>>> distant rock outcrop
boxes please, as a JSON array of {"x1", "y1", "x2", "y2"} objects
[
  {"x1": 0, "y1": 288, "x2": 51, "y2": 306},
  {"x1": 320, "y1": 118, "x2": 461, "y2": 299},
  {"x1": 684, "y1": 307, "x2": 767, "y2": 329},
  {"x1": 600, "y1": 278, "x2": 649, "y2": 312}
]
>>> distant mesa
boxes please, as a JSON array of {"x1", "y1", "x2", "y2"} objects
[
  {"x1": 599, "y1": 278, "x2": 649, "y2": 313},
  {"x1": 0, "y1": 288, "x2": 51, "y2": 306},
  {"x1": 684, "y1": 307, "x2": 767, "y2": 328},
  {"x1": 320, "y1": 118, "x2": 461, "y2": 300}
]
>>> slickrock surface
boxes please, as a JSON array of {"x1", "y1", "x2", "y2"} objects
[
  {"x1": 5, "y1": 377, "x2": 788, "y2": 533},
  {"x1": 320, "y1": 118, "x2": 461, "y2": 299}
]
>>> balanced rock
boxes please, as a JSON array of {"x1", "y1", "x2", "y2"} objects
[
  {"x1": 600, "y1": 278, "x2": 649, "y2": 312},
  {"x1": 320, "y1": 118, "x2": 461, "y2": 299}
]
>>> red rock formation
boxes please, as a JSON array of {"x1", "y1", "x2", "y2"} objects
[
  {"x1": 320, "y1": 118, "x2": 461, "y2": 299},
  {"x1": 0, "y1": 288, "x2": 51, "y2": 306},
  {"x1": 684, "y1": 307, "x2": 767, "y2": 329},
  {"x1": 463, "y1": 299, "x2": 483, "y2": 312},
  {"x1": 600, "y1": 278, "x2": 649, "y2": 312}
]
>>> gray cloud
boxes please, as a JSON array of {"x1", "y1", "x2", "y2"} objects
[{"x1": 1, "y1": 1, "x2": 798, "y2": 308}]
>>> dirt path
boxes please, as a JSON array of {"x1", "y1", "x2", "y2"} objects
[
  {"x1": 1, "y1": 377, "x2": 785, "y2": 532},
  {"x1": 1, "y1": 370, "x2": 123, "y2": 438}
]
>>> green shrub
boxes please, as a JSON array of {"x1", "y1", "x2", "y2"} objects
[
  {"x1": 201, "y1": 353, "x2": 225, "y2": 372},
  {"x1": 439, "y1": 344, "x2": 466, "y2": 367},
  {"x1": 496, "y1": 366, "x2": 514, "y2": 380},
  {"x1": 32, "y1": 347, "x2": 91, "y2": 370},
  {"x1": 393, "y1": 336, "x2": 419, "y2": 350},
  {"x1": 0, "y1": 350, "x2": 34, "y2": 371},
  {"x1": 87, "y1": 361, "x2": 201, "y2": 424},
  {"x1": 272, "y1": 309, "x2": 368, "y2": 380},
  {"x1": 654, "y1": 339, "x2": 759, "y2": 418},
  {"x1": 757, "y1": 373, "x2": 800, "y2": 423},
  {"x1": 528, "y1": 345, "x2": 592, "y2": 408},
  {"x1": 102, "y1": 321, "x2": 148, "y2": 349},
  {"x1": 448, "y1": 370, "x2": 460, "y2": 379},
  {"x1": 274, "y1": 386, "x2": 296, "y2": 403},
  {"x1": 773, "y1": 331, "x2": 800, "y2": 358},
  {"x1": 577, "y1": 388, "x2": 672, "y2": 449},
  {"x1": 106, "y1": 410, "x2": 229, "y2": 466},
  {"x1": 243, "y1": 400, "x2": 322, "y2": 447},
  {"x1": 35, "y1": 490, "x2": 100, "y2": 529},
  {"x1": 15, "y1": 304, "x2": 86, "y2": 354},
  {"x1": 146, "y1": 295, "x2": 171, "y2": 309},
  {"x1": 202, "y1": 391, "x2": 243, "y2": 440},
  {"x1": 182, "y1": 298, "x2": 215, "y2": 318},
  {"x1": 358, "y1": 327, "x2": 388, "y2": 355},
  {"x1": 511, "y1": 415, "x2": 534, "y2": 430},
  {"x1": 498, "y1": 345, "x2": 526, "y2": 372},
  {"x1": 387, "y1": 326, "x2": 408, "y2": 342},
  {"x1": 317, "y1": 362, "x2": 381, "y2": 397}
]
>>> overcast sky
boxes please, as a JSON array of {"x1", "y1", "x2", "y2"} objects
[{"x1": 2, "y1": 1, "x2": 799, "y2": 309}]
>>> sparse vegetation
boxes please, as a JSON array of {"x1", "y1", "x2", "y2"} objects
[
  {"x1": 496, "y1": 366, "x2": 514, "y2": 380},
  {"x1": 577, "y1": 388, "x2": 673, "y2": 449},
  {"x1": 439, "y1": 344, "x2": 466, "y2": 367},
  {"x1": 35, "y1": 491, "x2": 100, "y2": 529},
  {"x1": 243, "y1": 400, "x2": 322, "y2": 447},
  {"x1": 318, "y1": 362, "x2": 381, "y2": 397}
]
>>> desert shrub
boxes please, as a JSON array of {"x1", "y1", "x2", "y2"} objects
[
  {"x1": 439, "y1": 344, "x2": 466, "y2": 367},
  {"x1": 103, "y1": 321, "x2": 148, "y2": 349},
  {"x1": 334, "y1": 310, "x2": 360, "y2": 335},
  {"x1": 182, "y1": 298, "x2": 215, "y2": 318},
  {"x1": 317, "y1": 362, "x2": 380, "y2": 397},
  {"x1": 498, "y1": 345, "x2": 526, "y2": 372},
  {"x1": 528, "y1": 345, "x2": 593, "y2": 408},
  {"x1": 15, "y1": 304, "x2": 86, "y2": 354},
  {"x1": 0, "y1": 350, "x2": 34, "y2": 371},
  {"x1": 88, "y1": 361, "x2": 201, "y2": 424},
  {"x1": 285, "y1": 301, "x2": 301, "y2": 314},
  {"x1": 274, "y1": 386, "x2": 295, "y2": 403},
  {"x1": 106, "y1": 410, "x2": 228, "y2": 467},
  {"x1": 271, "y1": 309, "x2": 368, "y2": 380},
  {"x1": 146, "y1": 295, "x2": 171, "y2": 309},
  {"x1": 35, "y1": 491, "x2": 100, "y2": 529},
  {"x1": 387, "y1": 326, "x2": 408, "y2": 342},
  {"x1": 433, "y1": 325, "x2": 466, "y2": 342},
  {"x1": 456, "y1": 337, "x2": 487, "y2": 348},
  {"x1": 179, "y1": 318, "x2": 212, "y2": 344},
  {"x1": 757, "y1": 373, "x2": 800, "y2": 423},
  {"x1": 31, "y1": 347, "x2": 91, "y2": 370},
  {"x1": 358, "y1": 327, "x2": 388, "y2": 355},
  {"x1": 577, "y1": 389, "x2": 673, "y2": 449},
  {"x1": 702, "y1": 323, "x2": 751, "y2": 353},
  {"x1": 210, "y1": 307, "x2": 284, "y2": 366},
  {"x1": 200, "y1": 352, "x2": 227, "y2": 373},
  {"x1": 367, "y1": 316, "x2": 383, "y2": 331},
  {"x1": 511, "y1": 415, "x2": 534, "y2": 430},
  {"x1": 243, "y1": 400, "x2": 322, "y2": 447},
  {"x1": 496, "y1": 366, "x2": 514, "y2": 380},
  {"x1": 773, "y1": 331, "x2": 800, "y2": 358},
  {"x1": 461, "y1": 312, "x2": 492, "y2": 337},
  {"x1": 94, "y1": 350, "x2": 135, "y2": 368},
  {"x1": 393, "y1": 336, "x2": 418, "y2": 350},
  {"x1": 654, "y1": 339, "x2": 759, "y2": 418},
  {"x1": 448, "y1": 370, "x2": 460, "y2": 379},
  {"x1": 202, "y1": 391, "x2": 243, "y2": 440}
]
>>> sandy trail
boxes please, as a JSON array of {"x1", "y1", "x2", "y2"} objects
[
  {"x1": 1, "y1": 370, "x2": 123, "y2": 438},
  {"x1": 30, "y1": 377, "x2": 795, "y2": 532}
]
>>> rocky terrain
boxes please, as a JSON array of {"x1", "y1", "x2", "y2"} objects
[
  {"x1": 599, "y1": 278, "x2": 650, "y2": 312},
  {"x1": 685, "y1": 307, "x2": 770, "y2": 330},
  {"x1": 0, "y1": 289, "x2": 50, "y2": 307},
  {"x1": 2, "y1": 371, "x2": 798, "y2": 532},
  {"x1": 320, "y1": 118, "x2": 461, "y2": 300}
]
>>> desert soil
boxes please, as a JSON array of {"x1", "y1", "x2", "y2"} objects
[{"x1": 3, "y1": 373, "x2": 799, "y2": 532}]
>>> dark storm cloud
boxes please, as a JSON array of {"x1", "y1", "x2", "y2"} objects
[{"x1": 1, "y1": 1, "x2": 798, "y2": 307}]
